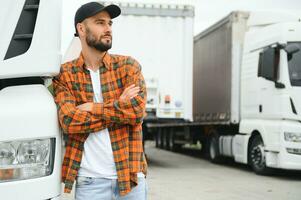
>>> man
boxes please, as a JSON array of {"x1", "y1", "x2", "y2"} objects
[{"x1": 53, "y1": 2, "x2": 147, "y2": 199}]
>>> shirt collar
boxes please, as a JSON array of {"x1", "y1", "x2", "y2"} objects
[{"x1": 75, "y1": 51, "x2": 112, "y2": 71}]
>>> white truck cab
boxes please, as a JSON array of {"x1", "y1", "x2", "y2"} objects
[
  {"x1": 0, "y1": 0, "x2": 62, "y2": 199},
  {"x1": 238, "y1": 11, "x2": 301, "y2": 172}
]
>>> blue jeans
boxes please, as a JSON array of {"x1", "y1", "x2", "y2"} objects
[{"x1": 75, "y1": 176, "x2": 147, "y2": 200}]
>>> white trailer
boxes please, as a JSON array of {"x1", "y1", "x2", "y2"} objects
[
  {"x1": 0, "y1": 0, "x2": 62, "y2": 199},
  {"x1": 110, "y1": 2, "x2": 194, "y2": 122}
]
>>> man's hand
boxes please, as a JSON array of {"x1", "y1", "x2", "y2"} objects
[
  {"x1": 120, "y1": 84, "x2": 140, "y2": 101},
  {"x1": 76, "y1": 85, "x2": 139, "y2": 112},
  {"x1": 77, "y1": 102, "x2": 93, "y2": 112}
]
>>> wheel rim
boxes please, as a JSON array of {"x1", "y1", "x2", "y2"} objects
[{"x1": 250, "y1": 143, "x2": 265, "y2": 169}]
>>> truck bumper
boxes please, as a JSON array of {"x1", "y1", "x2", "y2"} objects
[
  {"x1": 0, "y1": 175, "x2": 61, "y2": 200},
  {"x1": 265, "y1": 121, "x2": 301, "y2": 170},
  {"x1": 266, "y1": 147, "x2": 301, "y2": 170}
]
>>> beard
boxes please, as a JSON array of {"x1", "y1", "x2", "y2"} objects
[{"x1": 85, "y1": 27, "x2": 112, "y2": 52}]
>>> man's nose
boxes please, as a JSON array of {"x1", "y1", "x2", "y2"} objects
[{"x1": 104, "y1": 24, "x2": 112, "y2": 33}]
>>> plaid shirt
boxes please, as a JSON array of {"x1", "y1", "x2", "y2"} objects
[{"x1": 52, "y1": 52, "x2": 147, "y2": 196}]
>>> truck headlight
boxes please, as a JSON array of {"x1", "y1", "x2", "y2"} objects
[
  {"x1": 0, "y1": 143, "x2": 16, "y2": 165},
  {"x1": 0, "y1": 138, "x2": 55, "y2": 182},
  {"x1": 284, "y1": 132, "x2": 301, "y2": 143}
]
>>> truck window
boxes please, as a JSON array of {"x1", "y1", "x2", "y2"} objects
[{"x1": 288, "y1": 42, "x2": 301, "y2": 86}]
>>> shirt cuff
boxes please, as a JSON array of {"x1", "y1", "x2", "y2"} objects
[
  {"x1": 117, "y1": 99, "x2": 132, "y2": 109},
  {"x1": 91, "y1": 103, "x2": 104, "y2": 116}
]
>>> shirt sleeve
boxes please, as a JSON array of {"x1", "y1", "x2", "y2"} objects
[
  {"x1": 53, "y1": 70, "x2": 111, "y2": 134},
  {"x1": 91, "y1": 57, "x2": 147, "y2": 125}
]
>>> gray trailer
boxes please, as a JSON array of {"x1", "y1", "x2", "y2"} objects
[
  {"x1": 193, "y1": 11, "x2": 249, "y2": 124},
  {"x1": 151, "y1": 11, "x2": 250, "y2": 151}
]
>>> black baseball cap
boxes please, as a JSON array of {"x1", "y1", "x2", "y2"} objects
[{"x1": 74, "y1": 2, "x2": 121, "y2": 36}]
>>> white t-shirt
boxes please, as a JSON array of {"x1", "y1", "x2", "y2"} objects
[
  {"x1": 78, "y1": 68, "x2": 144, "y2": 179},
  {"x1": 78, "y1": 68, "x2": 117, "y2": 179}
]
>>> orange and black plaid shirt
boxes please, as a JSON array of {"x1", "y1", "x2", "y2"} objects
[{"x1": 52, "y1": 52, "x2": 147, "y2": 196}]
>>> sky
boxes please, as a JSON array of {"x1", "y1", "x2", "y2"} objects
[
  {"x1": 99, "y1": 0, "x2": 301, "y2": 33},
  {"x1": 61, "y1": 0, "x2": 301, "y2": 53}
]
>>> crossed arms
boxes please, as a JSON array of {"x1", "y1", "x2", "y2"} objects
[{"x1": 52, "y1": 63, "x2": 146, "y2": 134}]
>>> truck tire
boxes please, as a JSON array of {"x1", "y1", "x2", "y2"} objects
[
  {"x1": 162, "y1": 128, "x2": 169, "y2": 150},
  {"x1": 209, "y1": 133, "x2": 221, "y2": 163},
  {"x1": 249, "y1": 135, "x2": 271, "y2": 175},
  {"x1": 168, "y1": 132, "x2": 181, "y2": 152},
  {"x1": 168, "y1": 132, "x2": 174, "y2": 151},
  {"x1": 155, "y1": 129, "x2": 163, "y2": 148},
  {"x1": 157, "y1": 129, "x2": 163, "y2": 148}
]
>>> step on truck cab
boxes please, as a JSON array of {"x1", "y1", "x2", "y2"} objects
[{"x1": 0, "y1": 0, "x2": 62, "y2": 199}]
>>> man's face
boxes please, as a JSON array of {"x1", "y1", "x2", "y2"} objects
[{"x1": 82, "y1": 11, "x2": 113, "y2": 52}]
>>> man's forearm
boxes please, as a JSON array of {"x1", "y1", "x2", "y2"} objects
[
  {"x1": 53, "y1": 78, "x2": 112, "y2": 134},
  {"x1": 91, "y1": 99, "x2": 145, "y2": 125},
  {"x1": 59, "y1": 104, "x2": 112, "y2": 134}
]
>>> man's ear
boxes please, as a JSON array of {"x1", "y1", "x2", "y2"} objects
[{"x1": 76, "y1": 23, "x2": 85, "y2": 37}]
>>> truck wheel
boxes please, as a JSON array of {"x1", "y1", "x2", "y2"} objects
[
  {"x1": 155, "y1": 130, "x2": 159, "y2": 148},
  {"x1": 249, "y1": 135, "x2": 271, "y2": 175},
  {"x1": 168, "y1": 132, "x2": 174, "y2": 150},
  {"x1": 169, "y1": 132, "x2": 181, "y2": 152},
  {"x1": 156, "y1": 129, "x2": 163, "y2": 148},
  {"x1": 158, "y1": 129, "x2": 163, "y2": 148},
  {"x1": 209, "y1": 134, "x2": 221, "y2": 163},
  {"x1": 162, "y1": 128, "x2": 169, "y2": 150},
  {"x1": 165, "y1": 129, "x2": 172, "y2": 150}
]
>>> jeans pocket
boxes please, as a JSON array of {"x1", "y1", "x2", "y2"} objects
[{"x1": 76, "y1": 176, "x2": 94, "y2": 187}]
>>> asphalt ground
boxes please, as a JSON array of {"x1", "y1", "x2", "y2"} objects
[{"x1": 62, "y1": 141, "x2": 301, "y2": 200}]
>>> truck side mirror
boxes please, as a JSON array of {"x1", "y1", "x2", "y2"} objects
[
  {"x1": 284, "y1": 44, "x2": 300, "y2": 61},
  {"x1": 285, "y1": 44, "x2": 300, "y2": 55},
  {"x1": 258, "y1": 47, "x2": 279, "y2": 82},
  {"x1": 258, "y1": 47, "x2": 285, "y2": 89}
]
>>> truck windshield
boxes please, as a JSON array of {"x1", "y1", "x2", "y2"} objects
[{"x1": 288, "y1": 42, "x2": 301, "y2": 86}]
